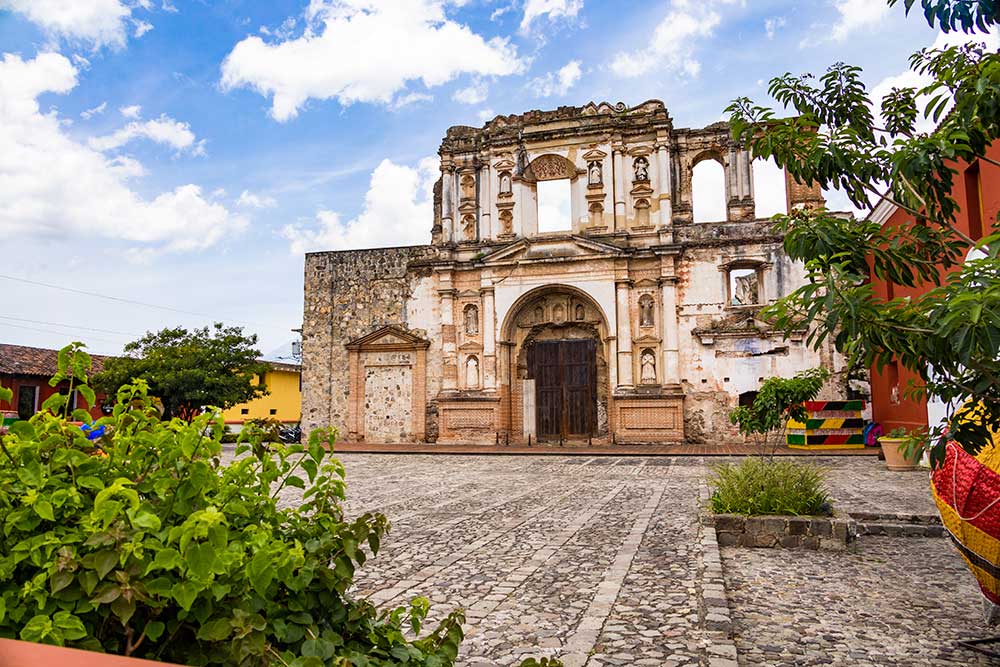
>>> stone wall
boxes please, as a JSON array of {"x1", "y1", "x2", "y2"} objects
[{"x1": 301, "y1": 245, "x2": 437, "y2": 439}]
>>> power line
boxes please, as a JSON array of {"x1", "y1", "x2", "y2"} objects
[
  {"x1": 0, "y1": 315, "x2": 139, "y2": 338},
  {"x1": 0, "y1": 321, "x2": 125, "y2": 347},
  {"x1": 0, "y1": 273, "x2": 274, "y2": 330}
]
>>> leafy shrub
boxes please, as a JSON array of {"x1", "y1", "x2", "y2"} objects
[
  {"x1": 245, "y1": 417, "x2": 282, "y2": 443},
  {"x1": 708, "y1": 458, "x2": 831, "y2": 516},
  {"x1": 729, "y1": 368, "x2": 830, "y2": 457},
  {"x1": 0, "y1": 344, "x2": 472, "y2": 665}
]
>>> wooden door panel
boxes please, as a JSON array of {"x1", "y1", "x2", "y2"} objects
[{"x1": 529, "y1": 339, "x2": 596, "y2": 440}]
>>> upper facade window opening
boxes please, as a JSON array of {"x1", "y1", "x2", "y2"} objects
[
  {"x1": 537, "y1": 179, "x2": 572, "y2": 233},
  {"x1": 692, "y1": 159, "x2": 726, "y2": 223},
  {"x1": 753, "y1": 159, "x2": 788, "y2": 219}
]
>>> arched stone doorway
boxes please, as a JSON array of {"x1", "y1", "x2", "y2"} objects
[{"x1": 499, "y1": 285, "x2": 611, "y2": 443}]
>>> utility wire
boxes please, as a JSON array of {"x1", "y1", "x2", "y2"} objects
[
  {"x1": 0, "y1": 321, "x2": 125, "y2": 347},
  {"x1": 0, "y1": 273, "x2": 275, "y2": 329},
  {"x1": 0, "y1": 315, "x2": 139, "y2": 338}
]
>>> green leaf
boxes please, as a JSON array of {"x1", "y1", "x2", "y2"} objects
[
  {"x1": 185, "y1": 542, "x2": 216, "y2": 580},
  {"x1": 195, "y1": 617, "x2": 232, "y2": 641},
  {"x1": 20, "y1": 614, "x2": 54, "y2": 644},
  {"x1": 111, "y1": 595, "x2": 136, "y2": 625},
  {"x1": 144, "y1": 620, "x2": 165, "y2": 642},
  {"x1": 90, "y1": 583, "x2": 121, "y2": 605},
  {"x1": 82, "y1": 550, "x2": 118, "y2": 580},
  {"x1": 52, "y1": 611, "x2": 87, "y2": 641},
  {"x1": 130, "y1": 509, "x2": 161, "y2": 531},
  {"x1": 50, "y1": 571, "x2": 73, "y2": 594},
  {"x1": 33, "y1": 500, "x2": 54, "y2": 521},
  {"x1": 77, "y1": 385, "x2": 96, "y2": 409},
  {"x1": 0, "y1": 384, "x2": 11, "y2": 403},
  {"x1": 77, "y1": 476, "x2": 104, "y2": 491},
  {"x1": 171, "y1": 581, "x2": 200, "y2": 611}
]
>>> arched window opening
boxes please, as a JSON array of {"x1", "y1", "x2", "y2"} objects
[
  {"x1": 537, "y1": 179, "x2": 572, "y2": 232},
  {"x1": 753, "y1": 158, "x2": 788, "y2": 219},
  {"x1": 692, "y1": 159, "x2": 726, "y2": 223}
]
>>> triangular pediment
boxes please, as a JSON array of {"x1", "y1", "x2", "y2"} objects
[
  {"x1": 480, "y1": 234, "x2": 626, "y2": 265},
  {"x1": 346, "y1": 325, "x2": 430, "y2": 350}
]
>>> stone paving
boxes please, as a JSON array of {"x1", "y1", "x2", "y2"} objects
[{"x1": 268, "y1": 452, "x2": 992, "y2": 666}]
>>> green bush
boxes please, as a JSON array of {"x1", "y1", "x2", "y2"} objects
[
  {"x1": 708, "y1": 458, "x2": 831, "y2": 516},
  {"x1": 0, "y1": 344, "x2": 474, "y2": 665}
]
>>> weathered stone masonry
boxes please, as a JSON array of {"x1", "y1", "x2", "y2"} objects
[{"x1": 301, "y1": 100, "x2": 844, "y2": 445}]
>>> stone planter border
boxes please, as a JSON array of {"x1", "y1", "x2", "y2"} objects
[{"x1": 710, "y1": 513, "x2": 858, "y2": 551}]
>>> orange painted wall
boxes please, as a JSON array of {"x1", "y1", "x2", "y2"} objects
[{"x1": 869, "y1": 143, "x2": 1000, "y2": 432}]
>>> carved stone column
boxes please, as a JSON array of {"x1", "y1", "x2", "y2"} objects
[
  {"x1": 656, "y1": 143, "x2": 672, "y2": 227},
  {"x1": 481, "y1": 285, "x2": 496, "y2": 390},
  {"x1": 441, "y1": 166, "x2": 455, "y2": 244},
  {"x1": 439, "y1": 280, "x2": 458, "y2": 390},
  {"x1": 613, "y1": 146, "x2": 626, "y2": 231},
  {"x1": 660, "y1": 277, "x2": 680, "y2": 383},
  {"x1": 615, "y1": 280, "x2": 634, "y2": 388}
]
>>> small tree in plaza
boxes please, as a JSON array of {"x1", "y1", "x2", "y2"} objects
[
  {"x1": 725, "y1": 0, "x2": 1000, "y2": 465},
  {"x1": 728, "y1": 368, "x2": 831, "y2": 458},
  {"x1": 94, "y1": 323, "x2": 270, "y2": 422}
]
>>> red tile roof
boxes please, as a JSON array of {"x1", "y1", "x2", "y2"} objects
[{"x1": 0, "y1": 344, "x2": 108, "y2": 378}]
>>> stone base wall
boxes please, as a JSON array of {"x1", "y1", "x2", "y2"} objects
[
  {"x1": 712, "y1": 514, "x2": 857, "y2": 551},
  {"x1": 436, "y1": 394, "x2": 501, "y2": 443},
  {"x1": 611, "y1": 393, "x2": 685, "y2": 443}
]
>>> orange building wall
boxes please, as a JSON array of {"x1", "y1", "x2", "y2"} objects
[{"x1": 869, "y1": 143, "x2": 1000, "y2": 432}]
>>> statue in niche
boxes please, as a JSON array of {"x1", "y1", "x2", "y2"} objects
[
  {"x1": 633, "y1": 156, "x2": 649, "y2": 182},
  {"x1": 575, "y1": 304, "x2": 585, "y2": 321},
  {"x1": 499, "y1": 171, "x2": 512, "y2": 196},
  {"x1": 533, "y1": 305, "x2": 544, "y2": 323},
  {"x1": 639, "y1": 295, "x2": 654, "y2": 327},
  {"x1": 460, "y1": 174, "x2": 475, "y2": 200},
  {"x1": 464, "y1": 304, "x2": 479, "y2": 334},
  {"x1": 553, "y1": 304, "x2": 565, "y2": 324},
  {"x1": 499, "y1": 209, "x2": 513, "y2": 235},
  {"x1": 466, "y1": 356, "x2": 480, "y2": 389},
  {"x1": 588, "y1": 161, "x2": 602, "y2": 186},
  {"x1": 640, "y1": 350, "x2": 657, "y2": 385},
  {"x1": 462, "y1": 214, "x2": 476, "y2": 241}
]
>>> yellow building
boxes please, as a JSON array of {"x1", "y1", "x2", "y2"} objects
[{"x1": 223, "y1": 361, "x2": 301, "y2": 426}]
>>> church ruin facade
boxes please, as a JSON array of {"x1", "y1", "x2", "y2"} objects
[{"x1": 301, "y1": 100, "x2": 843, "y2": 445}]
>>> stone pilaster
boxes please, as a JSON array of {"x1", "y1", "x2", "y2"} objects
[
  {"x1": 481, "y1": 285, "x2": 496, "y2": 390},
  {"x1": 656, "y1": 142, "x2": 672, "y2": 227},
  {"x1": 439, "y1": 274, "x2": 457, "y2": 390},
  {"x1": 613, "y1": 145, "x2": 626, "y2": 230},
  {"x1": 615, "y1": 280, "x2": 633, "y2": 388},
  {"x1": 660, "y1": 277, "x2": 680, "y2": 383}
]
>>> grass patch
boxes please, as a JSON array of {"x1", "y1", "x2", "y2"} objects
[{"x1": 709, "y1": 458, "x2": 832, "y2": 516}]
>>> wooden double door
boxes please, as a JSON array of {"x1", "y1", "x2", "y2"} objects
[{"x1": 528, "y1": 339, "x2": 597, "y2": 441}]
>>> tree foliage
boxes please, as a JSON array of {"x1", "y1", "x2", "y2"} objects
[
  {"x1": 726, "y1": 0, "x2": 1000, "y2": 465},
  {"x1": 729, "y1": 368, "x2": 831, "y2": 457},
  {"x1": 94, "y1": 324, "x2": 270, "y2": 422}
]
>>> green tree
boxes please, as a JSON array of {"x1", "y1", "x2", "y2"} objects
[
  {"x1": 94, "y1": 323, "x2": 270, "y2": 421},
  {"x1": 729, "y1": 368, "x2": 831, "y2": 458},
  {"x1": 726, "y1": 0, "x2": 1000, "y2": 465}
]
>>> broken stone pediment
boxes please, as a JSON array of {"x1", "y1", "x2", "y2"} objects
[
  {"x1": 692, "y1": 310, "x2": 806, "y2": 346},
  {"x1": 345, "y1": 325, "x2": 430, "y2": 350},
  {"x1": 480, "y1": 235, "x2": 625, "y2": 265}
]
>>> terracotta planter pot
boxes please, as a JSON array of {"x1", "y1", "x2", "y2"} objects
[
  {"x1": 0, "y1": 638, "x2": 179, "y2": 665},
  {"x1": 879, "y1": 436, "x2": 921, "y2": 471}
]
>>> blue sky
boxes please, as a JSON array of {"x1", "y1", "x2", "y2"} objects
[{"x1": 0, "y1": 0, "x2": 963, "y2": 358}]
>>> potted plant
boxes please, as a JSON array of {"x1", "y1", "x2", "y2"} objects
[{"x1": 879, "y1": 427, "x2": 922, "y2": 471}]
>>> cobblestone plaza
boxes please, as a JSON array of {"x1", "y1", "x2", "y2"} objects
[{"x1": 295, "y1": 453, "x2": 992, "y2": 666}]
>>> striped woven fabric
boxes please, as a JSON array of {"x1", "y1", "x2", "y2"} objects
[
  {"x1": 931, "y1": 441, "x2": 1000, "y2": 605},
  {"x1": 787, "y1": 400, "x2": 867, "y2": 450}
]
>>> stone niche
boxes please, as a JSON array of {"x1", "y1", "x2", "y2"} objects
[{"x1": 345, "y1": 326, "x2": 429, "y2": 443}]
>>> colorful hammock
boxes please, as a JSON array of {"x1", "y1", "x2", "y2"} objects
[{"x1": 931, "y1": 441, "x2": 1000, "y2": 605}]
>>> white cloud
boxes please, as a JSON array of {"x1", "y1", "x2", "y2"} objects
[
  {"x1": 528, "y1": 60, "x2": 581, "y2": 97},
  {"x1": 88, "y1": 115, "x2": 204, "y2": 154},
  {"x1": 133, "y1": 19, "x2": 153, "y2": 38},
  {"x1": 520, "y1": 0, "x2": 583, "y2": 32},
  {"x1": 453, "y1": 80, "x2": 488, "y2": 105},
  {"x1": 477, "y1": 108, "x2": 495, "y2": 122},
  {"x1": 764, "y1": 16, "x2": 785, "y2": 40},
  {"x1": 221, "y1": 0, "x2": 525, "y2": 122},
  {"x1": 870, "y1": 31, "x2": 1000, "y2": 134},
  {"x1": 830, "y1": 0, "x2": 890, "y2": 41},
  {"x1": 237, "y1": 190, "x2": 278, "y2": 209},
  {"x1": 0, "y1": 0, "x2": 152, "y2": 49},
  {"x1": 119, "y1": 104, "x2": 142, "y2": 118},
  {"x1": 611, "y1": 0, "x2": 740, "y2": 78},
  {"x1": 80, "y1": 101, "x2": 107, "y2": 119},
  {"x1": 391, "y1": 91, "x2": 433, "y2": 109},
  {"x1": 0, "y1": 52, "x2": 244, "y2": 252},
  {"x1": 281, "y1": 157, "x2": 437, "y2": 253}
]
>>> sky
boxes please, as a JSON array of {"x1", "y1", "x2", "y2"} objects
[{"x1": 0, "y1": 0, "x2": 981, "y2": 359}]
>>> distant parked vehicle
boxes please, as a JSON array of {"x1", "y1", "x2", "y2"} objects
[{"x1": 278, "y1": 424, "x2": 301, "y2": 444}]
